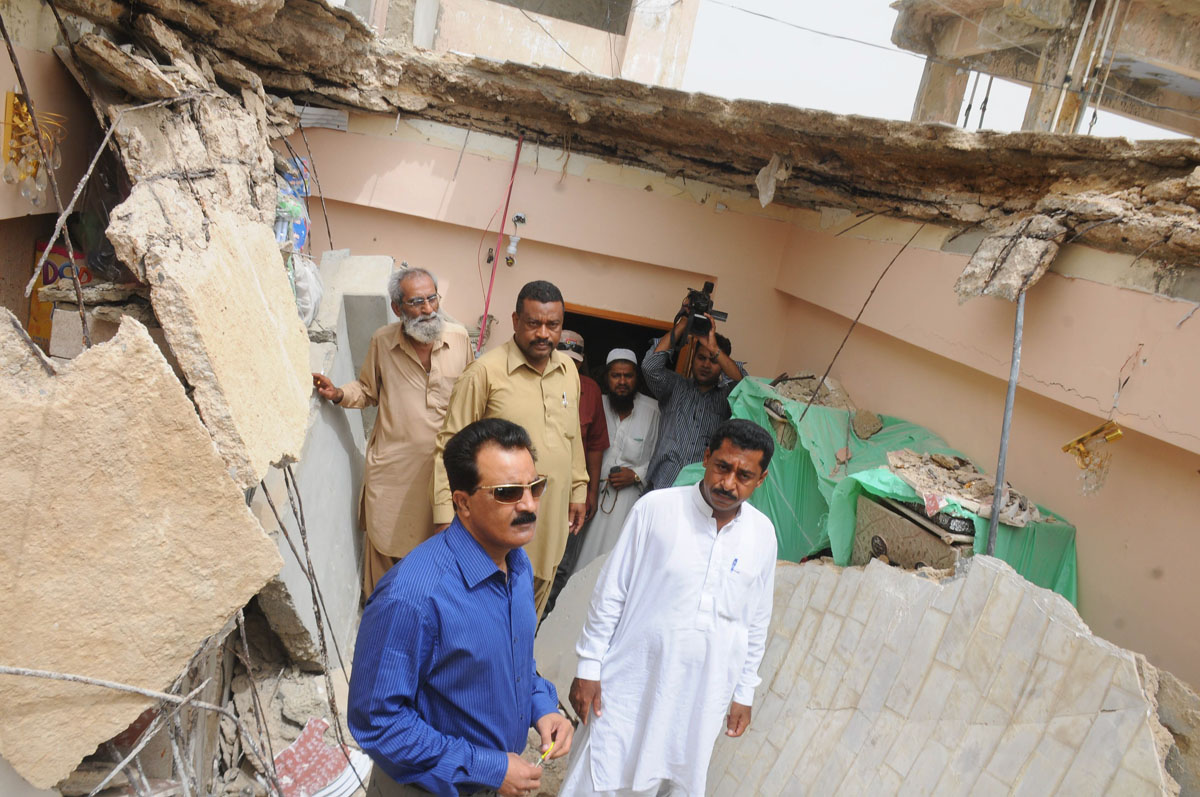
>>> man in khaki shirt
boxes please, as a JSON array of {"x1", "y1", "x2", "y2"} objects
[
  {"x1": 433, "y1": 280, "x2": 588, "y2": 616},
  {"x1": 313, "y1": 267, "x2": 473, "y2": 599}
]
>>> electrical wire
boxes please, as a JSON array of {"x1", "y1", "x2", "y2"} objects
[
  {"x1": 477, "y1": 134, "x2": 524, "y2": 357},
  {"x1": 518, "y1": 8, "x2": 595, "y2": 73}
]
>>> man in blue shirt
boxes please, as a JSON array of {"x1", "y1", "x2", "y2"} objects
[{"x1": 349, "y1": 418, "x2": 574, "y2": 796}]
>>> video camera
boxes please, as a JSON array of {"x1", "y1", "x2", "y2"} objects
[{"x1": 684, "y1": 281, "x2": 728, "y2": 337}]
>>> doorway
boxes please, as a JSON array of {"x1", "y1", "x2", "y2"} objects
[{"x1": 563, "y1": 302, "x2": 671, "y2": 388}]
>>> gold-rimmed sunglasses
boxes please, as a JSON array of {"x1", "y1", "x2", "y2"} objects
[{"x1": 471, "y1": 476, "x2": 548, "y2": 504}]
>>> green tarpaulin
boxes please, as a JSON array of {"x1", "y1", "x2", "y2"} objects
[{"x1": 674, "y1": 378, "x2": 1078, "y2": 604}]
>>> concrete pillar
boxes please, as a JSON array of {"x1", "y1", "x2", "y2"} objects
[
  {"x1": 1021, "y1": 0, "x2": 1099, "y2": 132},
  {"x1": 910, "y1": 58, "x2": 970, "y2": 124}
]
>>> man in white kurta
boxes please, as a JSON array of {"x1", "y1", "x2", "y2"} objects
[
  {"x1": 573, "y1": 349, "x2": 661, "y2": 573},
  {"x1": 562, "y1": 419, "x2": 777, "y2": 797}
]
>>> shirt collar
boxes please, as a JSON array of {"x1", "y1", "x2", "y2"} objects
[
  {"x1": 505, "y1": 338, "x2": 568, "y2": 376},
  {"x1": 444, "y1": 517, "x2": 528, "y2": 588},
  {"x1": 690, "y1": 481, "x2": 743, "y2": 527}
]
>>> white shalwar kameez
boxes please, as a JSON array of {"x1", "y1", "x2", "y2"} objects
[
  {"x1": 561, "y1": 484, "x2": 777, "y2": 797},
  {"x1": 573, "y1": 393, "x2": 661, "y2": 574}
]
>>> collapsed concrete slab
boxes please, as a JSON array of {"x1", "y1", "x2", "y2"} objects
[
  {"x1": 101, "y1": 87, "x2": 312, "y2": 489},
  {"x1": 536, "y1": 553, "x2": 1187, "y2": 794},
  {"x1": 705, "y1": 557, "x2": 1180, "y2": 795},
  {"x1": 0, "y1": 311, "x2": 283, "y2": 789}
]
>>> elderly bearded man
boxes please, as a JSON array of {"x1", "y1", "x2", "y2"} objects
[
  {"x1": 349, "y1": 418, "x2": 573, "y2": 796},
  {"x1": 434, "y1": 280, "x2": 588, "y2": 617},
  {"x1": 560, "y1": 419, "x2": 776, "y2": 797},
  {"x1": 313, "y1": 267, "x2": 473, "y2": 598}
]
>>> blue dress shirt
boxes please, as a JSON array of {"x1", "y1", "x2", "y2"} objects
[{"x1": 348, "y1": 518, "x2": 558, "y2": 796}]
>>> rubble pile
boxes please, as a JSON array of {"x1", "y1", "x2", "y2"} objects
[{"x1": 887, "y1": 448, "x2": 1041, "y2": 527}]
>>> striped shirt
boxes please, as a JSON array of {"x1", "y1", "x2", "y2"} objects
[
  {"x1": 641, "y1": 348, "x2": 743, "y2": 491},
  {"x1": 348, "y1": 519, "x2": 558, "y2": 796}
]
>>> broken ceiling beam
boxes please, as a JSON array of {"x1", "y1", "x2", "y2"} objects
[
  {"x1": 955, "y1": 213, "x2": 1069, "y2": 301},
  {"x1": 0, "y1": 312, "x2": 283, "y2": 789},
  {"x1": 51, "y1": 0, "x2": 1200, "y2": 268},
  {"x1": 74, "y1": 33, "x2": 183, "y2": 100}
]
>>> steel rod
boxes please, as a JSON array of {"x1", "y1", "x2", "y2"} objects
[{"x1": 987, "y1": 290, "x2": 1026, "y2": 556}]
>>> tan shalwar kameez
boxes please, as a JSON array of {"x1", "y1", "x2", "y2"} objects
[
  {"x1": 433, "y1": 339, "x2": 588, "y2": 615},
  {"x1": 339, "y1": 321, "x2": 473, "y2": 597}
]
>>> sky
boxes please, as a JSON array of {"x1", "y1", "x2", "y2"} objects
[{"x1": 680, "y1": 0, "x2": 1189, "y2": 140}]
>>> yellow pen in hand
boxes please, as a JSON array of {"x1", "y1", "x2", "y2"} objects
[{"x1": 535, "y1": 741, "x2": 555, "y2": 768}]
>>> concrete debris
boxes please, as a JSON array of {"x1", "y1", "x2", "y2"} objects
[
  {"x1": 75, "y1": 33, "x2": 184, "y2": 99},
  {"x1": 955, "y1": 213, "x2": 1069, "y2": 302},
  {"x1": 705, "y1": 556, "x2": 1181, "y2": 795},
  {"x1": 888, "y1": 448, "x2": 1041, "y2": 527},
  {"x1": 38, "y1": 280, "x2": 149, "y2": 303},
  {"x1": 852, "y1": 408, "x2": 883, "y2": 439},
  {"x1": 49, "y1": 0, "x2": 1200, "y2": 267},
  {"x1": 0, "y1": 313, "x2": 282, "y2": 788},
  {"x1": 1140, "y1": 658, "x2": 1200, "y2": 795},
  {"x1": 770, "y1": 372, "x2": 854, "y2": 410}
]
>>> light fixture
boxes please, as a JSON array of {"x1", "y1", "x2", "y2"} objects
[{"x1": 3, "y1": 92, "x2": 66, "y2": 208}]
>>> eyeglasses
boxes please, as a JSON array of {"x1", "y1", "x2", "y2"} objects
[
  {"x1": 472, "y1": 476, "x2": 548, "y2": 503},
  {"x1": 402, "y1": 293, "x2": 441, "y2": 308}
]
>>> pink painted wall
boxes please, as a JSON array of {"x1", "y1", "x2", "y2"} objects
[{"x1": 780, "y1": 295, "x2": 1200, "y2": 689}]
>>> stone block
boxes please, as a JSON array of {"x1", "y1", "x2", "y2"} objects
[
  {"x1": 0, "y1": 315, "x2": 282, "y2": 788},
  {"x1": 111, "y1": 199, "x2": 311, "y2": 489},
  {"x1": 703, "y1": 557, "x2": 1179, "y2": 797}
]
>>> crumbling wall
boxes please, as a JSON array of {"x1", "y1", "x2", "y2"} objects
[{"x1": 0, "y1": 312, "x2": 283, "y2": 789}]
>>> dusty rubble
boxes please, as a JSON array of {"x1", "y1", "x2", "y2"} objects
[{"x1": 888, "y1": 448, "x2": 1041, "y2": 527}]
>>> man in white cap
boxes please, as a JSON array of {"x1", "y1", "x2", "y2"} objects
[{"x1": 572, "y1": 348, "x2": 660, "y2": 574}]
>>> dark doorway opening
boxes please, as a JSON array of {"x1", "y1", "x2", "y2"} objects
[{"x1": 563, "y1": 303, "x2": 671, "y2": 388}]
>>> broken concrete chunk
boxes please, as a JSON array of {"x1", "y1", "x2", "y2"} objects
[
  {"x1": 0, "y1": 312, "x2": 282, "y2": 788},
  {"x1": 887, "y1": 447, "x2": 1040, "y2": 527},
  {"x1": 75, "y1": 33, "x2": 182, "y2": 100},
  {"x1": 955, "y1": 213, "x2": 1067, "y2": 302},
  {"x1": 852, "y1": 408, "x2": 883, "y2": 439},
  {"x1": 755, "y1": 153, "x2": 791, "y2": 208},
  {"x1": 703, "y1": 557, "x2": 1181, "y2": 795},
  {"x1": 38, "y1": 280, "x2": 149, "y2": 304}
]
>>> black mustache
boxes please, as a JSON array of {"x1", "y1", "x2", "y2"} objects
[
  {"x1": 711, "y1": 488, "x2": 736, "y2": 501},
  {"x1": 512, "y1": 512, "x2": 537, "y2": 526}
]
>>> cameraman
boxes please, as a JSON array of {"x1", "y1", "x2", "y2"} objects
[{"x1": 641, "y1": 297, "x2": 745, "y2": 491}]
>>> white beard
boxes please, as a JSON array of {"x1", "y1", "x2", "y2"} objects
[{"x1": 404, "y1": 311, "x2": 444, "y2": 344}]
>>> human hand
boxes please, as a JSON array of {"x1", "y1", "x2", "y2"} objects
[
  {"x1": 699, "y1": 315, "x2": 718, "y2": 351},
  {"x1": 569, "y1": 677, "x2": 602, "y2": 724},
  {"x1": 726, "y1": 701, "x2": 751, "y2": 737},
  {"x1": 534, "y1": 712, "x2": 574, "y2": 760},
  {"x1": 498, "y1": 753, "x2": 541, "y2": 797},
  {"x1": 607, "y1": 467, "x2": 638, "y2": 490},
  {"x1": 311, "y1": 373, "x2": 343, "y2": 403},
  {"x1": 568, "y1": 503, "x2": 586, "y2": 534},
  {"x1": 584, "y1": 490, "x2": 597, "y2": 524}
]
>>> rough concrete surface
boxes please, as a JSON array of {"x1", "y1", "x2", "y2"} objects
[
  {"x1": 0, "y1": 312, "x2": 283, "y2": 788},
  {"x1": 705, "y1": 557, "x2": 1179, "y2": 795},
  {"x1": 955, "y1": 213, "x2": 1069, "y2": 302},
  {"x1": 51, "y1": 0, "x2": 1200, "y2": 269}
]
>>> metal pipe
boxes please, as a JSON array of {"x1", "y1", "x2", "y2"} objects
[
  {"x1": 1077, "y1": 0, "x2": 1122, "y2": 133},
  {"x1": 987, "y1": 290, "x2": 1026, "y2": 556},
  {"x1": 1051, "y1": 0, "x2": 1099, "y2": 131}
]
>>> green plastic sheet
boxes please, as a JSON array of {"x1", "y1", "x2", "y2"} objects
[{"x1": 674, "y1": 378, "x2": 1078, "y2": 605}]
